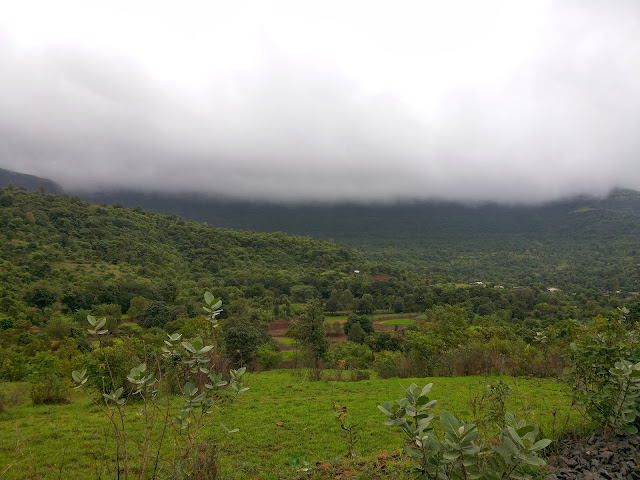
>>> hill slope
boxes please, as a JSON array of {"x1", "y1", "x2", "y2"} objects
[
  {"x1": 80, "y1": 188, "x2": 640, "y2": 290},
  {"x1": 0, "y1": 168, "x2": 64, "y2": 194},
  {"x1": 0, "y1": 187, "x2": 363, "y2": 316}
]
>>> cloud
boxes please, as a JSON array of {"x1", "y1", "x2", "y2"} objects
[{"x1": 1, "y1": 0, "x2": 639, "y2": 204}]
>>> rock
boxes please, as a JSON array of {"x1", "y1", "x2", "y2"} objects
[{"x1": 546, "y1": 431, "x2": 640, "y2": 480}]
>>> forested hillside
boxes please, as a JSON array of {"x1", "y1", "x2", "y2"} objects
[
  {"x1": 81, "y1": 188, "x2": 640, "y2": 290},
  {"x1": 0, "y1": 186, "x2": 362, "y2": 320}
]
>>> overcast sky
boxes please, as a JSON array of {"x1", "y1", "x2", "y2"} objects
[{"x1": 1, "y1": 0, "x2": 639, "y2": 204}]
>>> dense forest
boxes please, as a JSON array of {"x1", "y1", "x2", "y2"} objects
[
  {"x1": 80, "y1": 188, "x2": 640, "y2": 291},
  {"x1": 1, "y1": 186, "x2": 639, "y2": 382}
]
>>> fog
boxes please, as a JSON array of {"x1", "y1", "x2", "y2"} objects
[{"x1": 1, "y1": 0, "x2": 639, "y2": 204}]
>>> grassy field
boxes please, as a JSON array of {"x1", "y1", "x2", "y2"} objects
[
  {"x1": 324, "y1": 313, "x2": 416, "y2": 324},
  {"x1": 0, "y1": 371, "x2": 583, "y2": 479},
  {"x1": 377, "y1": 318, "x2": 415, "y2": 325}
]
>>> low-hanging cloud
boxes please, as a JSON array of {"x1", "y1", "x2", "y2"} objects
[{"x1": 1, "y1": 0, "x2": 639, "y2": 204}]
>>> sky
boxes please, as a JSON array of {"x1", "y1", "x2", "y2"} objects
[{"x1": 1, "y1": 0, "x2": 639, "y2": 204}]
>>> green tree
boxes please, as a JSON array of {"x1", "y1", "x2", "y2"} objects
[
  {"x1": 298, "y1": 300, "x2": 329, "y2": 379},
  {"x1": 357, "y1": 293, "x2": 375, "y2": 315},
  {"x1": 126, "y1": 296, "x2": 152, "y2": 318},
  {"x1": 223, "y1": 323, "x2": 262, "y2": 366},
  {"x1": 346, "y1": 323, "x2": 366, "y2": 344},
  {"x1": 423, "y1": 304, "x2": 469, "y2": 349},
  {"x1": 344, "y1": 313, "x2": 374, "y2": 335},
  {"x1": 289, "y1": 284, "x2": 318, "y2": 303},
  {"x1": 139, "y1": 301, "x2": 171, "y2": 329}
]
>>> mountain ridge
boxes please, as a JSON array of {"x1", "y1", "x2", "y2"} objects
[{"x1": 0, "y1": 168, "x2": 65, "y2": 194}]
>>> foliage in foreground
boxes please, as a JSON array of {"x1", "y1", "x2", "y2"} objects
[
  {"x1": 379, "y1": 383, "x2": 551, "y2": 480},
  {"x1": 71, "y1": 293, "x2": 248, "y2": 479},
  {"x1": 569, "y1": 311, "x2": 640, "y2": 435}
]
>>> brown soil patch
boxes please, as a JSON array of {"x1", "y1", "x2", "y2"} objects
[{"x1": 371, "y1": 274, "x2": 391, "y2": 282}]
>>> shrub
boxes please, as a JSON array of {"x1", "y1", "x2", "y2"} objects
[
  {"x1": 349, "y1": 369, "x2": 370, "y2": 381},
  {"x1": 30, "y1": 376, "x2": 68, "y2": 405},
  {"x1": 344, "y1": 314, "x2": 374, "y2": 335},
  {"x1": 378, "y1": 383, "x2": 551, "y2": 479},
  {"x1": 372, "y1": 332, "x2": 403, "y2": 352},
  {"x1": 223, "y1": 322, "x2": 262, "y2": 366},
  {"x1": 139, "y1": 300, "x2": 171, "y2": 329},
  {"x1": 71, "y1": 293, "x2": 248, "y2": 480},
  {"x1": 346, "y1": 323, "x2": 366, "y2": 344},
  {"x1": 83, "y1": 340, "x2": 142, "y2": 394},
  {"x1": 256, "y1": 344, "x2": 282, "y2": 370},
  {"x1": 29, "y1": 351, "x2": 68, "y2": 405},
  {"x1": 0, "y1": 350, "x2": 28, "y2": 381},
  {"x1": 45, "y1": 315, "x2": 73, "y2": 340},
  {"x1": 373, "y1": 350, "x2": 404, "y2": 379},
  {"x1": 329, "y1": 342, "x2": 371, "y2": 370},
  {"x1": 569, "y1": 315, "x2": 640, "y2": 434}
]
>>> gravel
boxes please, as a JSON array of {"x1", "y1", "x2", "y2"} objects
[{"x1": 545, "y1": 431, "x2": 640, "y2": 480}]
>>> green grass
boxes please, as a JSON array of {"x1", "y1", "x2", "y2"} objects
[
  {"x1": 324, "y1": 313, "x2": 416, "y2": 324},
  {"x1": 324, "y1": 315, "x2": 348, "y2": 323},
  {"x1": 377, "y1": 318, "x2": 415, "y2": 325},
  {"x1": 372, "y1": 313, "x2": 414, "y2": 319},
  {"x1": 0, "y1": 372, "x2": 582, "y2": 479},
  {"x1": 276, "y1": 337, "x2": 297, "y2": 345}
]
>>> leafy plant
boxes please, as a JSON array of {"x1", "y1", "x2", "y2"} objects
[
  {"x1": 29, "y1": 351, "x2": 68, "y2": 405},
  {"x1": 569, "y1": 319, "x2": 640, "y2": 434},
  {"x1": 486, "y1": 380, "x2": 511, "y2": 429},
  {"x1": 378, "y1": 383, "x2": 550, "y2": 480},
  {"x1": 585, "y1": 360, "x2": 640, "y2": 434},
  {"x1": 71, "y1": 292, "x2": 248, "y2": 479},
  {"x1": 485, "y1": 414, "x2": 552, "y2": 480},
  {"x1": 332, "y1": 401, "x2": 359, "y2": 457}
]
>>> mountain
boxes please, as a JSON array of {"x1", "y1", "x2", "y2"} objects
[
  {"x1": 79, "y1": 188, "x2": 640, "y2": 237},
  {"x1": 1, "y1": 167, "x2": 638, "y2": 290},
  {"x1": 78, "y1": 188, "x2": 640, "y2": 290},
  {"x1": 0, "y1": 187, "x2": 364, "y2": 317},
  {"x1": 0, "y1": 168, "x2": 65, "y2": 194}
]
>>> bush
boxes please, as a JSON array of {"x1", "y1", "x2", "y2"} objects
[
  {"x1": 373, "y1": 350, "x2": 404, "y2": 379},
  {"x1": 346, "y1": 323, "x2": 366, "y2": 344},
  {"x1": 83, "y1": 341, "x2": 142, "y2": 393},
  {"x1": 348, "y1": 369, "x2": 370, "y2": 381},
  {"x1": 379, "y1": 383, "x2": 551, "y2": 479},
  {"x1": 30, "y1": 376, "x2": 68, "y2": 405},
  {"x1": 437, "y1": 339, "x2": 517, "y2": 376},
  {"x1": 139, "y1": 301, "x2": 171, "y2": 329},
  {"x1": 344, "y1": 313, "x2": 374, "y2": 335},
  {"x1": 70, "y1": 292, "x2": 249, "y2": 480},
  {"x1": 329, "y1": 342, "x2": 371, "y2": 370},
  {"x1": 223, "y1": 322, "x2": 262, "y2": 367},
  {"x1": 372, "y1": 332, "x2": 403, "y2": 352},
  {"x1": 0, "y1": 350, "x2": 29, "y2": 381},
  {"x1": 46, "y1": 315, "x2": 73, "y2": 340},
  {"x1": 256, "y1": 344, "x2": 282, "y2": 370},
  {"x1": 29, "y1": 351, "x2": 68, "y2": 405},
  {"x1": 569, "y1": 316, "x2": 640, "y2": 434}
]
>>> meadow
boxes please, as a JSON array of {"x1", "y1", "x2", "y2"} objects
[{"x1": 0, "y1": 370, "x2": 582, "y2": 480}]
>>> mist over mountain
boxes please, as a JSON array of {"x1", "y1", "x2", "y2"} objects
[
  {"x1": 78, "y1": 187, "x2": 640, "y2": 240},
  {"x1": 3, "y1": 167, "x2": 638, "y2": 288},
  {"x1": 0, "y1": 167, "x2": 64, "y2": 194},
  {"x1": 2, "y1": 1, "x2": 640, "y2": 203},
  {"x1": 77, "y1": 185, "x2": 640, "y2": 289}
]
